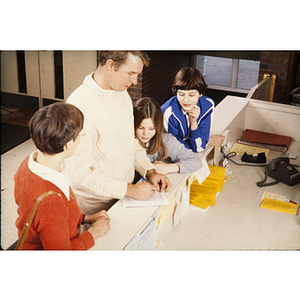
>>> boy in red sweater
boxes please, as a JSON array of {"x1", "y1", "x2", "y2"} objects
[{"x1": 14, "y1": 102, "x2": 110, "y2": 250}]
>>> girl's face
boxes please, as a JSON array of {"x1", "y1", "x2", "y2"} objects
[
  {"x1": 136, "y1": 118, "x2": 156, "y2": 144},
  {"x1": 177, "y1": 89, "x2": 201, "y2": 112}
]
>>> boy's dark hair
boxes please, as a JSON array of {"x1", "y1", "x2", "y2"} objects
[
  {"x1": 97, "y1": 51, "x2": 150, "y2": 69},
  {"x1": 172, "y1": 67, "x2": 207, "y2": 95},
  {"x1": 29, "y1": 102, "x2": 84, "y2": 155}
]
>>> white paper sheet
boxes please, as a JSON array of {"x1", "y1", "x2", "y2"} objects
[
  {"x1": 194, "y1": 157, "x2": 210, "y2": 185},
  {"x1": 122, "y1": 191, "x2": 169, "y2": 208}
]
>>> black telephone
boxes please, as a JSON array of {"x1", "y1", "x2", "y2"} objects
[{"x1": 257, "y1": 157, "x2": 300, "y2": 187}]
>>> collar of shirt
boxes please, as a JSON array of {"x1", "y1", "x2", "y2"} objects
[
  {"x1": 28, "y1": 152, "x2": 70, "y2": 200},
  {"x1": 182, "y1": 110, "x2": 190, "y2": 127},
  {"x1": 182, "y1": 110, "x2": 191, "y2": 139}
]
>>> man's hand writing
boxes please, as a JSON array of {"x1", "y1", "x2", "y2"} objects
[
  {"x1": 126, "y1": 182, "x2": 158, "y2": 201},
  {"x1": 147, "y1": 169, "x2": 171, "y2": 192}
]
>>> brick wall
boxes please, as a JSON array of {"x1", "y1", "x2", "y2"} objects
[
  {"x1": 128, "y1": 51, "x2": 192, "y2": 105},
  {"x1": 143, "y1": 51, "x2": 192, "y2": 105},
  {"x1": 259, "y1": 51, "x2": 291, "y2": 103},
  {"x1": 128, "y1": 74, "x2": 143, "y2": 101}
]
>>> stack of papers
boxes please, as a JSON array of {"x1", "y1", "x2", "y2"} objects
[
  {"x1": 190, "y1": 165, "x2": 226, "y2": 212},
  {"x1": 122, "y1": 191, "x2": 169, "y2": 208}
]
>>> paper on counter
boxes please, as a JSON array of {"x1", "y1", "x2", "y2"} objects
[
  {"x1": 122, "y1": 191, "x2": 169, "y2": 208},
  {"x1": 213, "y1": 129, "x2": 230, "y2": 165},
  {"x1": 229, "y1": 143, "x2": 270, "y2": 156},
  {"x1": 157, "y1": 194, "x2": 176, "y2": 231},
  {"x1": 260, "y1": 191, "x2": 287, "y2": 201},
  {"x1": 260, "y1": 198, "x2": 298, "y2": 215},
  {"x1": 194, "y1": 157, "x2": 210, "y2": 185}
]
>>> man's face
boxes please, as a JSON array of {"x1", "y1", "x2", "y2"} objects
[{"x1": 110, "y1": 53, "x2": 144, "y2": 92}]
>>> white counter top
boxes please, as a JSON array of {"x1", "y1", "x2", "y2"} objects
[
  {"x1": 162, "y1": 140, "x2": 300, "y2": 250},
  {"x1": 92, "y1": 171, "x2": 191, "y2": 250},
  {"x1": 161, "y1": 96, "x2": 300, "y2": 250}
]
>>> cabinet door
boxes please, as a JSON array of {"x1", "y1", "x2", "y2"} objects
[{"x1": 123, "y1": 211, "x2": 158, "y2": 250}]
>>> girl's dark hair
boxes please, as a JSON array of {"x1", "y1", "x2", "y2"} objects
[
  {"x1": 172, "y1": 67, "x2": 207, "y2": 95},
  {"x1": 29, "y1": 102, "x2": 84, "y2": 155},
  {"x1": 133, "y1": 97, "x2": 168, "y2": 161}
]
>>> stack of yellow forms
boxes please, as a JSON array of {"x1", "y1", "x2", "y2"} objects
[{"x1": 190, "y1": 165, "x2": 226, "y2": 212}]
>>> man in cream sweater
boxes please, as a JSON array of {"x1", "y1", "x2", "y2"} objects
[{"x1": 64, "y1": 51, "x2": 171, "y2": 217}]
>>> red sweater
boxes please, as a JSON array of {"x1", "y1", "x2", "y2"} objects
[{"x1": 14, "y1": 156, "x2": 95, "y2": 250}]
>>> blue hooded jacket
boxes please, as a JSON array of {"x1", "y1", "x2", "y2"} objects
[{"x1": 161, "y1": 95, "x2": 214, "y2": 152}]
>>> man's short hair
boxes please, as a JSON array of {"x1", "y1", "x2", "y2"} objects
[
  {"x1": 29, "y1": 102, "x2": 84, "y2": 155},
  {"x1": 97, "y1": 51, "x2": 150, "y2": 69},
  {"x1": 172, "y1": 67, "x2": 207, "y2": 95}
]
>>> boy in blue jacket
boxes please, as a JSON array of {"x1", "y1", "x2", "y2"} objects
[{"x1": 161, "y1": 67, "x2": 224, "y2": 152}]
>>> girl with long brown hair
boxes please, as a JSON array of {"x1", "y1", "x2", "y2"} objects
[{"x1": 133, "y1": 97, "x2": 202, "y2": 175}]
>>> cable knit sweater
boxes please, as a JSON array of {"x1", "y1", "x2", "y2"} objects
[
  {"x1": 64, "y1": 73, "x2": 154, "y2": 200},
  {"x1": 15, "y1": 156, "x2": 95, "y2": 250}
]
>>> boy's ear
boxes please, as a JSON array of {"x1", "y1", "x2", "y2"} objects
[{"x1": 64, "y1": 140, "x2": 74, "y2": 151}]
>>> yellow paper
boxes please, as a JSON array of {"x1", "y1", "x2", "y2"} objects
[
  {"x1": 190, "y1": 185, "x2": 217, "y2": 209},
  {"x1": 190, "y1": 165, "x2": 226, "y2": 210},
  {"x1": 207, "y1": 165, "x2": 226, "y2": 181},
  {"x1": 157, "y1": 193, "x2": 176, "y2": 231},
  {"x1": 202, "y1": 178, "x2": 225, "y2": 192},
  {"x1": 229, "y1": 143, "x2": 270, "y2": 156},
  {"x1": 190, "y1": 193, "x2": 216, "y2": 209},
  {"x1": 190, "y1": 183, "x2": 217, "y2": 195},
  {"x1": 193, "y1": 165, "x2": 225, "y2": 192},
  {"x1": 260, "y1": 198, "x2": 299, "y2": 215}
]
